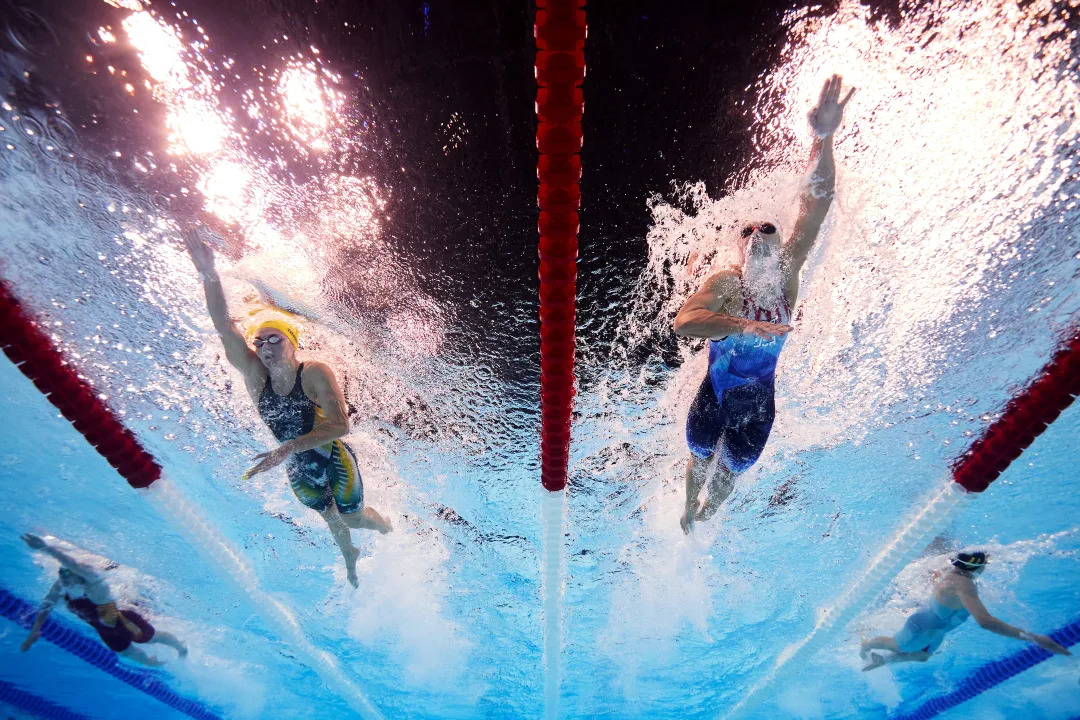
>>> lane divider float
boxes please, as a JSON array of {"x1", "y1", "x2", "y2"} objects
[
  {"x1": 535, "y1": 1, "x2": 585, "y2": 718},
  {"x1": 0, "y1": 678, "x2": 93, "y2": 720}
]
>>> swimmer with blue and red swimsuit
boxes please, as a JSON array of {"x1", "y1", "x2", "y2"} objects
[
  {"x1": 183, "y1": 228, "x2": 392, "y2": 588},
  {"x1": 675, "y1": 75, "x2": 855, "y2": 534}
]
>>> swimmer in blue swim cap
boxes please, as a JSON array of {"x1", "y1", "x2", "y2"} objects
[
  {"x1": 861, "y1": 552, "x2": 1070, "y2": 670},
  {"x1": 675, "y1": 75, "x2": 854, "y2": 534},
  {"x1": 183, "y1": 226, "x2": 392, "y2": 589}
]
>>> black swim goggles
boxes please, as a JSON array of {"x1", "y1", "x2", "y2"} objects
[
  {"x1": 252, "y1": 334, "x2": 285, "y2": 347},
  {"x1": 741, "y1": 223, "x2": 777, "y2": 238}
]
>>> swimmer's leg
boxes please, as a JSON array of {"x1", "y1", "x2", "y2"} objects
[
  {"x1": 860, "y1": 636, "x2": 931, "y2": 670},
  {"x1": 148, "y1": 630, "x2": 188, "y2": 657},
  {"x1": 862, "y1": 649, "x2": 931, "y2": 671},
  {"x1": 319, "y1": 503, "x2": 360, "y2": 589},
  {"x1": 342, "y1": 507, "x2": 393, "y2": 534},
  {"x1": 861, "y1": 635, "x2": 900, "y2": 653},
  {"x1": 329, "y1": 440, "x2": 392, "y2": 534},
  {"x1": 683, "y1": 376, "x2": 725, "y2": 534},
  {"x1": 696, "y1": 460, "x2": 736, "y2": 523},
  {"x1": 120, "y1": 645, "x2": 166, "y2": 667},
  {"x1": 681, "y1": 454, "x2": 711, "y2": 534}
]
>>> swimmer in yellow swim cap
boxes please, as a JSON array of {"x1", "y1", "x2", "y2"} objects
[{"x1": 182, "y1": 226, "x2": 393, "y2": 589}]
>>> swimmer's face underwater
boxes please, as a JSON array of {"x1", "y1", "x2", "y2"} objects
[
  {"x1": 252, "y1": 330, "x2": 295, "y2": 368},
  {"x1": 741, "y1": 222, "x2": 783, "y2": 261}
]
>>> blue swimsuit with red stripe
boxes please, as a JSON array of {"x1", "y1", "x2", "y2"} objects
[{"x1": 686, "y1": 284, "x2": 791, "y2": 472}]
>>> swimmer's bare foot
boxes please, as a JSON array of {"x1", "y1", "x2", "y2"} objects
[
  {"x1": 346, "y1": 546, "x2": 360, "y2": 589},
  {"x1": 376, "y1": 513, "x2": 392, "y2": 534},
  {"x1": 364, "y1": 507, "x2": 392, "y2": 534},
  {"x1": 862, "y1": 652, "x2": 885, "y2": 672},
  {"x1": 680, "y1": 503, "x2": 698, "y2": 534},
  {"x1": 178, "y1": 642, "x2": 188, "y2": 658},
  {"x1": 695, "y1": 501, "x2": 714, "y2": 522}
]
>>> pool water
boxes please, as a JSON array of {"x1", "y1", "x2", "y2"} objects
[{"x1": 1, "y1": 0, "x2": 1078, "y2": 718}]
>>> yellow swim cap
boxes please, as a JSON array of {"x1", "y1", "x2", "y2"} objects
[{"x1": 250, "y1": 318, "x2": 300, "y2": 347}]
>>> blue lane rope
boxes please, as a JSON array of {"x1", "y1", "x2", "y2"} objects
[
  {"x1": 891, "y1": 616, "x2": 1080, "y2": 720},
  {"x1": 0, "y1": 587, "x2": 224, "y2": 720},
  {"x1": 0, "y1": 679, "x2": 92, "y2": 720}
]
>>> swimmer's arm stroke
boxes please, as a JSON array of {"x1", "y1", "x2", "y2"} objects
[
  {"x1": 246, "y1": 362, "x2": 351, "y2": 477},
  {"x1": 954, "y1": 576, "x2": 1071, "y2": 655},
  {"x1": 20, "y1": 579, "x2": 61, "y2": 651},
  {"x1": 181, "y1": 227, "x2": 261, "y2": 377},
  {"x1": 783, "y1": 74, "x2": 853, "y2": 302},
  {"x1": 674, "y1": 271, "x2": 792, "y2": 341}
]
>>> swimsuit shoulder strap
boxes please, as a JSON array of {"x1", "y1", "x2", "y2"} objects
[{"x1": 292, "y1": 362, "x2": 306, "y2": 397}]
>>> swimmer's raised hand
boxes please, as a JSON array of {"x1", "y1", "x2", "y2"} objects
[
  {"x1": 181, "y1": 227, "x2": 217, "y2": 280},
  {"x1": 743, "y1": 320, "x2": 793, "y2": 340},
  {"x1": 21, "y1": 533, "x2": 46, "y2": 550},
  {"x1": 809, "y1": 74, "x2": 855, "y2": 138}
]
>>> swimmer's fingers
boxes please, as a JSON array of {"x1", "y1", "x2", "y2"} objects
[
  {"x1": 1033, "y1": 634, "x2": 1070, "y2": 655},
  {"x1": 21, "y1": 533, "x2": 45, "y2": 549},
  {"x1": 246, "y1": 448, "x2": 289, "y2": 479},
  {"x1": 748, "y1": 322, "x2": 793, "y2": 338},
  {"x1": 244, "y1": 453, "x2": 272, "y2": 479},
  {"x1": 818, "y1": 75, "x2": 835, "y2": 105},
  {"x1": 181, "y1": 228, "x2": 216, "y2": 270}
]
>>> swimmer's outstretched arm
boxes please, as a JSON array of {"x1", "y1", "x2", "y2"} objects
[
  {"x1": 783, "y1": 74, "x2": 854, "y2": 301},
  {"x1": 181, "y1": 227, "x2": 261, "y2": 377},
  {"x1": 955, "y1": 577, "x2": 1071, "y2": 655},
  {"x1": 20, "y1": 579, "x2": 61, "y2": 652},
  {"x1": 674, "y1": 271, "x2": 794, "y2": 341},
  {"x1": 21, "y1": 534, "x2": 105, "y2": 584}
]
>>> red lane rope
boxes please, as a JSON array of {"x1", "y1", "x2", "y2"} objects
[
  {"x1": 535, "y1": 0, "x2": 586, "y2": 492},
  {"x1": 952, "y1": 328, "x2": 1080, "y2": 492},
  {"x1": 0, "y1": 279, "x2": 161, "y2": 488}
]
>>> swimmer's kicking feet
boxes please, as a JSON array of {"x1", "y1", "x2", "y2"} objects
[
  {"x1": 675, "y1": 75, "x2": 854, "y2": 534},
  {"x1": 183, "y1": 226, "x2": 392, "y2": 588}
]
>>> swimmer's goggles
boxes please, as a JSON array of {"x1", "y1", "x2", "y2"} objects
[
  {"x1": 252, "y1": 335, "x2": 285, "y2": 348},
  {"x1": 952, "y1": 552, "x2": 988, "y2": 571},
  {"x1": 741, "y1": 223, "x2": 777, "y2": 238}
]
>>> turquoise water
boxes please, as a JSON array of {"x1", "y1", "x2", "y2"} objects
[{"x1": 2, "y1": 0, "x2": 1079, "y2": 718}]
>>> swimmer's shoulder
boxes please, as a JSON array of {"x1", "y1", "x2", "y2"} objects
[
  {"x1": 299, "y1": 360, "x2": 341, "y2": 396},
  {"x1": 936, "y1": 571, "x2": 974, "y2": 602},
  {"x1": 702, "y1": 268, "x2": 741, "y2": 289},
  {"x1": 695, "y1": 268, "x2": 743, "y2": 311}
]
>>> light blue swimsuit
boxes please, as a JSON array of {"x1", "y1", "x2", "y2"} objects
[{"x1": 895, "y1": 596, "x2": 970, "y2": 653}]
